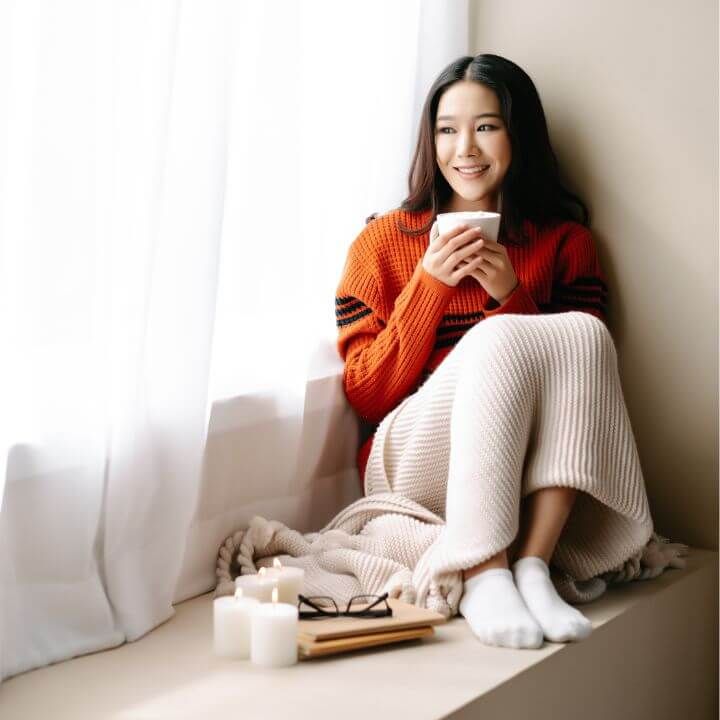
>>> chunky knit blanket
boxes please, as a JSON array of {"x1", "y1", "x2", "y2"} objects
[{"x1": 215, "y1": 312, "x2": 689, "y2": 618}]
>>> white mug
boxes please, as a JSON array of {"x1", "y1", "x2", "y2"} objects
[{"x1": 435, "y1": 210, "x2": 501, "y2": 242}]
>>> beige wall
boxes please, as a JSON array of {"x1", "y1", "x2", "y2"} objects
[{"x1": 469, "y1": 0, "x2": 718, "y2": 550}]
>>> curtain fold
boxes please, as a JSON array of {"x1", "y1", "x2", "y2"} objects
[{"x1": 0, "y1": 0, "x2": 468, "y2": 681}]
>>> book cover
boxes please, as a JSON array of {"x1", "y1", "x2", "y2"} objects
[{"x1": 297, "y1": 597, "x2": 447, "y2": 642}]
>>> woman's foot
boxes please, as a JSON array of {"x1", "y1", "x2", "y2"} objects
[
  {"x1": 459, "y1": 567, "x2": 543, "y2": 649},
  {"x1": 511, "y1": 556, "x2": 593, "y2": 642}
]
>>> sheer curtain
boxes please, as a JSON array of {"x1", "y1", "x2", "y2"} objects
[{"x1": 0, "y1": 0, "x2": 467, "y2": 681}]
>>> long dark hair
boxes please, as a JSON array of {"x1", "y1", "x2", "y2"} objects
[{"x1": 376, "y1": 54, "x2": 590, "y2": 245}]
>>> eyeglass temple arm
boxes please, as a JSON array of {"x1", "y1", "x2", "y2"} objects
[
  {"x1": 298, "y1": 595, "x2": 338, "y2": 612},
  {"x1": 348, "y1": 591, "x2": 390, "y2": 611},
  {"x1": 298, "y1": 592, "x2": 390, "y2": 612}
]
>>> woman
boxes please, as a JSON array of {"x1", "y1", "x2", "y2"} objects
[{"x1": 334, "y1": 54, "x2": 653, "y2": 649}]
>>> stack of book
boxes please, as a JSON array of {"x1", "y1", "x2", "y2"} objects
[{"x1": 296, "y1": 598, "x2": 448, "y2": 659}]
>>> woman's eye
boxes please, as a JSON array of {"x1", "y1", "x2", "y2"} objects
[{"x1": 437, "y1": 125, "x2": 496, "y2": 134}]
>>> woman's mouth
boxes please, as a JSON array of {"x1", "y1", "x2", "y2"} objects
[{"x1": 455, "y1": 165, "x2": 490, "y2": 180}]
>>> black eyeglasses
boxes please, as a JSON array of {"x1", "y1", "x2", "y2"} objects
[{"x1": 297, "y1": 592, "x2": 393, "y2": 620}]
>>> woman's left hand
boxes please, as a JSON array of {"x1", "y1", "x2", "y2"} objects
[{"x1": 456, "y1": 231, "x2": 519, "y2": 304}]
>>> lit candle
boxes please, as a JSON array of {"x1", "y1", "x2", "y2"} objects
[
  {"x1": 235, "y1": 566, "x2": 280, "y2": 602},
  {"x1": 213, "y1": 588, "x2": 261, "y2": 659},
  {"x1": 261, "y1": 558, "x2": 305, "y2": 605},
  {"x1": 250, "y1": 586, "x2": 299, "y2": 667}
]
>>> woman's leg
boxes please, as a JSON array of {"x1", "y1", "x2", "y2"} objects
[
  {"x1": 508, "y1": 487, "x2": 577, "y2": 565},
  {"x1": 460, "y1": 486, "x2": 590, "y2": 646},
  {"x1": 367, "y1": 312, "x2": 650, "y2": 645},
  {"x1": 462, "y1": 549, "x2": 508, "y2": 580},
  {"x1": 505, "y1": 487, "x2": 592, "y2": 642},
  {"x1": 458, "y1": 488, "x2": 544, "y2": 649},
  {"x1": 462, "y1": 486, "x2": 577, "y2": 581}
]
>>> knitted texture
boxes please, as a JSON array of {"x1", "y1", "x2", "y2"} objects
[
  {"x1": 213, "y1": 209, "x2": 690, "y2": 618},
  {"x1": 365, "y1": 309, "x2": 660, "y2": 587},
  {"x1": 213, "y1": 493, "x2": 688, "y2": 619},
  {"x1": 335, "y1": 208, "x2": 609, "y2": 488},
  {"x1": 215, "y1": 312, "x2": 688, "y2": 617}
]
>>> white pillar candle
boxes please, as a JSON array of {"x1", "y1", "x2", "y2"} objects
[
  {"x1": 235, "y1": 569, "x2": 279, "y2": 602},
  {"x1": 213, "y1": 589, "x2": 261, "y2": 659},
  {"x1": 250, "y1": 587, "x2": 299, "y2": 667},
  {"x1": 261, "y1": 558, "x2": 305, "y2": 606}
]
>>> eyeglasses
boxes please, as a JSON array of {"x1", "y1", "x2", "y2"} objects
[{"x1": 297, "y1": 592, "x2": 393, "y2": 620}]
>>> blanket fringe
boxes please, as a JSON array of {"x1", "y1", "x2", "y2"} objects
[
  {"x1": 553, "y1": 531, "x2": 690, "y2": 604},
  {"x1": 214, "y1": 505, "x2": 689, "y2": 616}
]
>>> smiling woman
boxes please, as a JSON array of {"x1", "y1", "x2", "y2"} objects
[
  {"x1": 433, "y1": 81, "x2": 512, "y2": 214},
  {"x1": 334, "y1": 53, "x2": 664, "y2": 651},
  {"x1": 395, "y1": 53, "x2": 590, "y2": 248}
]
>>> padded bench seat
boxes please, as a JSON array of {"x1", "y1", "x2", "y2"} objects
[{"x1": 1, "y1": 549, "x2": 716, "y2": 720}]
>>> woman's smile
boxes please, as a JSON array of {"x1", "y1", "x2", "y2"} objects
[
  {"x1": 434, "y1": 81, "x2": 511, "y2": 212},
  {"x1": 455, "y1": 165, "x2": 490, "y2": 179}
]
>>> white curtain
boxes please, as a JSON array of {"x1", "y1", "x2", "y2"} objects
[{"x1": 0, "y1": 0, "x2": 468, "y2": 681}]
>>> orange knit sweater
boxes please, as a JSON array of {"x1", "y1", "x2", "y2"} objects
[{"x1": 335, "y1": 207, "x2": 609, "y2": 492}]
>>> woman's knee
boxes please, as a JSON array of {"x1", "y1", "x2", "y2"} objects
[
  {"x1": 458, "y1": 315, "x2": 512, "y2": 359},
  {"x1": 457, "y1": 311, "x2": 615, "y2": 376},
  {"x1": 571, "y1": 311, "x2": 617, "y2": 361}
]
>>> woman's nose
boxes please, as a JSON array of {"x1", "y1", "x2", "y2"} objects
[{"x1": 456, "y1": 130, "x2": 480, "y2": 154}]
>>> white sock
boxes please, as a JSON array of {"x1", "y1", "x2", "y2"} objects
[
  {"x1": 459, "y1": 568, "x2": 543, "y2": 649},
  {"x1": 512, "y1": 556, "x2": 593, "y2": 643}
]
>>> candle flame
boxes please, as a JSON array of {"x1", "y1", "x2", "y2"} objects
[
  {"x1": 272, "y1": 586, "x2": 278, "y2": 603},
  {"x1": 258, "y1": 567, "x2": 266, "y2": 575},
  {"x1": 273, "y1": 557, "x2": 282, "y2": 568}
]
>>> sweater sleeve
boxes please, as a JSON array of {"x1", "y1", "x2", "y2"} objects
[
  {"x1": 483, "y1": 223, "x2": 609, "y2": 323},
  {"x1": 335, "y1": 236, "x2": 456, "y2": 424},
  {"x1": 549, "y1": 224, "x2": 609, "y2": 323},
  {"x1": 483, "y1": 280, "x2": 541, "y2": 316}
]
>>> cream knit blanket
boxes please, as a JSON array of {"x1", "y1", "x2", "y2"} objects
[{"x1": 215, "y1": 312, "x2": 689, "y2": 618}]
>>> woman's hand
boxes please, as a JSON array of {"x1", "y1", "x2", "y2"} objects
[
  {"x1": 422, "y1": 222, "x2": 491, "y2": 288},
  {"x1": 456, "y1": 228, "x2": 519, "y2": 304}
]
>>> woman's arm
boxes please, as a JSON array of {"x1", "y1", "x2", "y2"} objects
[
  {"x1": 336, "y1": 236, "x2": 456, "y2": 424},
  {"x1": 548, "y1": 225, "x2": 609, "y2": 322},
  {"x1": 480, "y1": 224, "x2": 609, "y2": 323}
]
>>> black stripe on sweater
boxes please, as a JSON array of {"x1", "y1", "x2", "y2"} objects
[
  {"x1": 541, "y1": 299, "x2": 608, "y2": 315},
  {"x1": 554, "y1": 285, "x2": 608, "y2": 300},
  {"x1": 336, "y1": 294, "x2": 372, "y2": 314},
  {"x1": 442, "y1": 310, "x2": 485, "y2": 322},
  {"x1": 563, "y1": 276, "x2": 609, "y2": 293},
  {"x1": 336, "y1": 307, "x2": 372, "y2": 327},
  {"x1": 336, "y1": 299, "x2": 369, "y2": 317},
  {"x1": 553, "y1": 293, "x2": 608, "y2": 307},
  {"x1": 336, "y1": 295, "x2": 357, "y2": 305},
  {"x1": 434, "y1": 334, "x2": 467, "y2": 351},
  {"x1": 436, "y1": 322, "x2": 477, "y2": 336}
]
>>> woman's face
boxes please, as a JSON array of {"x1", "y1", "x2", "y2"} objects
[{"x1": 434, "y1": 81, "x2": 512, "y2": 213}]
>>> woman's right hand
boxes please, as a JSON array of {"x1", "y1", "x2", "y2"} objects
[{"x1": 422, "y1": 221, "x2": 486, "y2": 287}]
